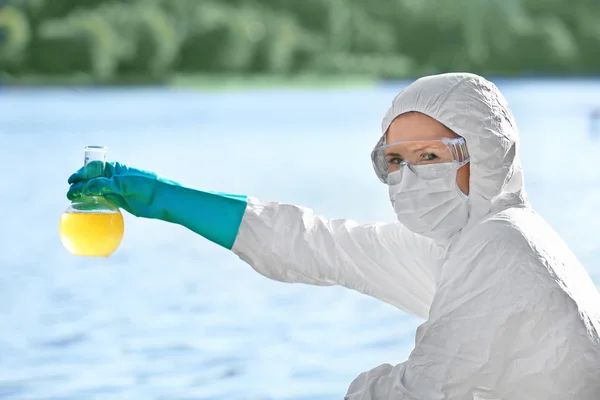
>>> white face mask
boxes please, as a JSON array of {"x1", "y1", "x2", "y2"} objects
[{"x1": 388, "y1": 163, "x2": 469, "y2": 240}]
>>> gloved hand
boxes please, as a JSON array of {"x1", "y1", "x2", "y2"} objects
[{"x1": 67, "y1": 161, "x2": 248, "y2": 250}]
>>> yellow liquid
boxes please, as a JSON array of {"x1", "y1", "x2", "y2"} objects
[{"x1": 59, "y1": 212, "x2": 124, "y2": 257}]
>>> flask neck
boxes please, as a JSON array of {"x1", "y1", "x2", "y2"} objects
[{"x1": 83, "y1": 146, "x2": 107, "y2": 179}]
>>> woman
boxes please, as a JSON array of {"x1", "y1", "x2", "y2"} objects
[{"x1": 67, "y1": 73, "x2": 600, "y2": 399}]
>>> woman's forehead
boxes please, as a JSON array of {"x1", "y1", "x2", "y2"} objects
[{"x1": 386, "y1": 112, "x2": 458, "y2": 143}]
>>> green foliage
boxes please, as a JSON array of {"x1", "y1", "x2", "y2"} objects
[
  {"x1": 31, "y1": 9, "x2": 120, "y2": 80},
  {"x1": 0, "y1": 5, "x2": 31, "y2": 70},
  {"x1": 2, "y1": 0, "x2": 600, "y2": 82},
  {"x1": 94, "y1": 2, "x2": 178, "y2": 78},
  {"x1": 177, "y1": 2, "x2": 264, "y2": 72},
  {"x1": 310, "y1": 52, "x2": 417, "y2": 79}
]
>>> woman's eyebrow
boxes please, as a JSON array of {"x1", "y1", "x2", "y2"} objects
[
  {"x1": 401, "y1": 145, "x2": 433, "y2": 153},
  {"x1": 385, "y1": 143, "x2": 444, "y2": 157},
  {"x1": 407, "y1": 145, "x2": 430, "y2": 152},
  {"x1": 385, "y1": 146, "x2": 428, "y2": 156},
  {"x1": 384, "y1": 151, "x2": 402, "y2": 158}
]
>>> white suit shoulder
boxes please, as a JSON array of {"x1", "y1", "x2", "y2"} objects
[{"x1": 449, "y1": 207, "x2": 583, "y2": 292}]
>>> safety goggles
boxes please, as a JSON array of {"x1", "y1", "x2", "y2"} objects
[{"x1": 371, "y1": 137, "x2": 470, "y2": 184}]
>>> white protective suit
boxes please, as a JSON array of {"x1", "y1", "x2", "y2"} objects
[{"x1": 231, "y1": 73, "x2": 600, "y2": 399}]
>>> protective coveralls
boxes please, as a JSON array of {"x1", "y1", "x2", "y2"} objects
[
  {"x1": 67, "y1": 73, "x2": 600, "y2": 399},
  {"x1": 231, "y1": 74, "x2": 600, "y2": 399}
]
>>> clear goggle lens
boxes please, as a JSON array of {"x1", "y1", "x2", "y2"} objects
[{"x1": 371, "y1": 137, "x2": 470, "y2": 183}]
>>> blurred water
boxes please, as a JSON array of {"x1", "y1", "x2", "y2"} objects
[{"x1": 0, "y1": 80, "x2": 599, "y2": 399}]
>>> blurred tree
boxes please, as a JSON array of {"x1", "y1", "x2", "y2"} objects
[
  {"x1": 9, "y1": 0, "x2": 111, "y2": 29},
  {"x1": 177, "y1": 1, "x2": 259, "y2": 72},
  {"x1": 95, "y1": 2, "x2": 178, "y2": 79},
  {"x1": 2, "y1": 0, "x2": 599, "y2": 81},
  {"x1": 260, "y1": 0, "x2": 331, "y2": 34},
  {"x1": 573, "y1": 1, "x2": 600, "y2": 74},
  {"x1": 491, "y1": 14, "x2": 579, "y2": 74},
  {"x1": 249, "y1": 7, "x2": 323, "y2": 74},
  {"x1": 310, "y1": 52, "x2": 417, "y2": 79},
  {"x1": 0, "y1": 4, "x2": 30, "y2": 71},
  {"x1": 31, "y1": 10, "x2": 119, "y2": 80}
]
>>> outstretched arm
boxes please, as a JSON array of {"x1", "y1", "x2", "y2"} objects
[{"x1": 68, "y1": 163, "x2": 440, "y2": 319}]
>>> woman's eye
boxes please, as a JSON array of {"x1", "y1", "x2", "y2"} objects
[
  {"x1": 386, "y1": 157, "x2": 403, "y2": 165},
  {"x1": 422, "y1": 153, "x2": 438, "y2": 161}
]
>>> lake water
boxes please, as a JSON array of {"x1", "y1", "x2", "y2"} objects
[{"x1": 1, "y1": 80, "x2": 599, "y2": 399}]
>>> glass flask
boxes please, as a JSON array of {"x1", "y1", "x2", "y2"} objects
[{"x1": 59, "y1": 146, "x2": 124, "y2": 257}]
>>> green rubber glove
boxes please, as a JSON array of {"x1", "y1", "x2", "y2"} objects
[{"x1": 67, "y1": 161, "x2": 248, "y2": 250}]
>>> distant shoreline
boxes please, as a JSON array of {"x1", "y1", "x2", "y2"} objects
[
  {"x1": 2, "y1": 73, "x2": 600, "y2": 92},
  {"x1": 0, "y1": 73, "x2": 378, "y2": 91}
]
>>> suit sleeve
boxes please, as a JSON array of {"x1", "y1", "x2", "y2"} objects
[{"x1": 231, "y1": 197, "x2": 440, "y2": 319}]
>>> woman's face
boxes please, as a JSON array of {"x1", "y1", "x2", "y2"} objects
[{"x1": 386, "y1": 112, "x2": 470, "y2": 195}]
